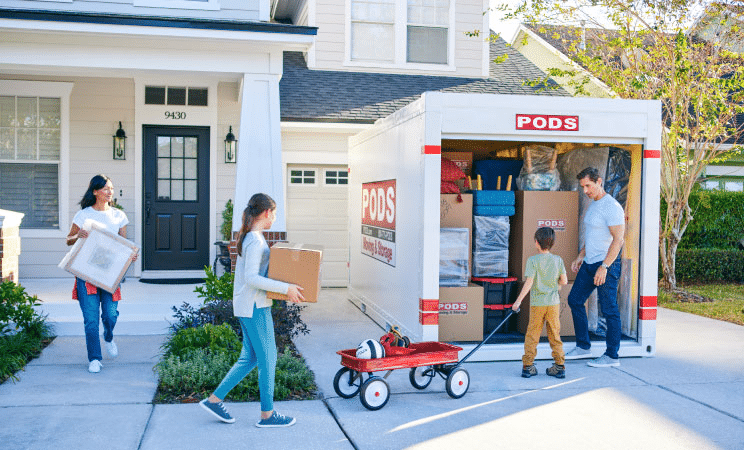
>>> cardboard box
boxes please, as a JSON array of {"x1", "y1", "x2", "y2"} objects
[
  {"x1": 517, "y1": 282, "x2": 580, "y2": 337},
  {"x1": 440, "y1": 193, "x2": 473, "y2": 274},
  {"x1": 509, "y1": 191, "x2": 579, "y2": 281},
  {"x1": 266, "y1": 243, "x2": 323, "y2": 303},
  {"x1": 438, "y1": 284, "x2": 484, "y2": 342}
]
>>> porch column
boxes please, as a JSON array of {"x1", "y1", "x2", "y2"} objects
[{"x1": 233, "y1": 73, "x2": 286, "y2": 245}]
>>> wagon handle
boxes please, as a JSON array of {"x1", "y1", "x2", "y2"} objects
[{"x1": 453, "y1": 309, "x2": 518, "y2": 370}]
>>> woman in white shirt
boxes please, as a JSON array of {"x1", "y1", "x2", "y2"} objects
[
  {"x1": 199, "y1": 193, "x2": 304, "y2": 427},
  {"x1": 66, "y1": 174, "x2": 136, "y2": 373}
]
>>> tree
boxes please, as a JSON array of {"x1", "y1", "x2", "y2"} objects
[{"x1": 497, "y1": 0, "x2": 744, "y2": 289}]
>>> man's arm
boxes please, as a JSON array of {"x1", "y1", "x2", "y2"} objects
[{"x1": 593, "y1": 223, "x2": 625, "y2": 286}]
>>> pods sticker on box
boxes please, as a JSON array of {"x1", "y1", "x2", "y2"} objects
[{"x1": 361, "y1": 180, "x2": 396, "y2": 266}]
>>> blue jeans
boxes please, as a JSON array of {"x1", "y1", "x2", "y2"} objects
[
  {"x1": 567, "y1": 259, "x2": 622, "y2": 359},
  {"x1": 76, "y1": 278, "x2": 119, "y2": 362},
  {"x1": 214, "y1": 305, "x2": 277, "y2": 412}
]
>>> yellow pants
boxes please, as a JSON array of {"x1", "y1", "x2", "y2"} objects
[{"x1": 522, "y1": 304, "x2": 565, "y2": 367}]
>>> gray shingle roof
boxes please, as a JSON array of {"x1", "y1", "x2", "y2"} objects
[{"x1": 280, "y1": 34, "x2": 568, "y2": 123}]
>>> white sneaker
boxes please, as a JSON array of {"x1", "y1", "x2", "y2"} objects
[
  {"x1": 565, "y1": 346, "x2": 593, "y2": 360},
  {"x1": 88, "y1": 360, "x2": 102, "y2": 373},
  {"x1": 105, "y1": 340, "x2": 118, "y2": 358}
]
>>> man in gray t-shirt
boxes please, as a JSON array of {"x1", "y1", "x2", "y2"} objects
[{"x1": 564, "y1": 167, "x2": 625, "y2": 367}]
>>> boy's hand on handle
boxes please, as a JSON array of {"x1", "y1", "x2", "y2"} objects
[
  {"x1": 511, "y1": 301, "x2": 521, "y2": 312},
  {"x1": 286, "y1": 285, "x2": 305, "y2": 303}
]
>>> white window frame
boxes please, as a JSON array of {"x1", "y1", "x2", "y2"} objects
[
  {"x1": 345, "y1": 0, "x2": 455, "y2": 71},
  {"x1": 134, "y1": 0, "x2": 220, "y2": 11},
  {"x1": 323, "y1": 168, "x2": 349, "y2": 186},
  {"x1": 288, "y1": 167, "x2": 319, "y2": 186},
  {"x1": 0, "y1": 80, "x2": 73, "y2": 238}
]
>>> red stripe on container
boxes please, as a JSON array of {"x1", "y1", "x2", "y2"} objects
[
  {"x1": 419, "y1": 298, "x2": 439, "y2": 312},
  {"x1": 644, "y1": 150, "x2": 661, "y2": 159},
  {"x1": 423, "y1": 145, "x2": 441, "y2": 154},
  {"x1": 484, "y1": 304, "x2": 514, "y2": 310},
  {"x1": 640, "y1": 296, "x2": 657, "y2": 308},
  {"x1": 419, "y1": 312, "x2": 439, "y2": 325},
  {"x1": 639, "y1": 308, "x2": 657, "y2": 320}
]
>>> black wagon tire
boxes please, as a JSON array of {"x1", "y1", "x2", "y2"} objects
[
  {"x1": 445, "y1": 368, "x2": 470, "y2": 399},
  {"x1": 333, "y1": 367, "x2": 362, "y2": 399},
  {"x1": 409, "y1": 366, "x2": 435, "y2": 390},
  {"x1": 360, "y1": 376, "x2": 390, "y2": 410}
]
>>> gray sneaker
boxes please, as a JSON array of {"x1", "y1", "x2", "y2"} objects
[
  {"x1": 565, "y1": 347, "x2": 592, "y2": 360},
  {"x1": 256, "y1": 411, "x2": 296, "y2": 428},
  {"x1": 587, "y1": 354, "x2": 620, "y2": 368},
  {"x1": 199, "y1": 399, "x2": 235, "y2": 424}
]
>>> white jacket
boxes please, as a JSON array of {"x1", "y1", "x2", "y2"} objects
[{"x1": 232, "y1": 231, "x2": 289, "y2": 318}]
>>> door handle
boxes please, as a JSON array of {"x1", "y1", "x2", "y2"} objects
[{"x1": 146, "y1": 201, "x2": 151, "y2": 225}]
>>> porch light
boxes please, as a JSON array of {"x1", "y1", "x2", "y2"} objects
[
  {"x1": 113, "y1": 122, "x2": 127, "y2": 160},
  {"x1": 225, "y1": 126, "x2": 237, "y2": 163}
]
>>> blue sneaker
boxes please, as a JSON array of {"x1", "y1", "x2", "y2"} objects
[
  {"x1": 255, "y1": 411, "x2": 296, "y2": 428},
  {"x1": 199, "y1": 399, "x2": 235, "y2": 424}
]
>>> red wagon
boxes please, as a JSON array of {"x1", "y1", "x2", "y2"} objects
[
  {"x1": 334, "y1": 341, "x2": 468, "y2": 410},
  {"x1": 334, "y1": 310, "x2": 517, "y2": 410}
]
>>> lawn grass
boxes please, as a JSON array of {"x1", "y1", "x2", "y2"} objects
[{"x1": 658, "y1": 283, "x2": 744, "y2": 326}]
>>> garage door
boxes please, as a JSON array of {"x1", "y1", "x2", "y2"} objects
[{"x1": 286, "y1": 165, "x2": 349, "y2": 287}]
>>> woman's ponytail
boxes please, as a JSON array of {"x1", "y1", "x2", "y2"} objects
[{"x1": 236, "y1": 193, "x2": 276, "y2": 256}]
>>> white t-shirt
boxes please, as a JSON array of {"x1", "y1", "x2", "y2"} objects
[
  {"x1": 583, "y1": 194, "x2": 624, "y2": 264},
  {"x1": 72, "y1": 206, "x2": 129, "y2": 236}
]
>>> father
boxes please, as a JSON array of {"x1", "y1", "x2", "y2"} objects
[{"x1": 565, "y1": 167, "x2": 625, "y2": 367}]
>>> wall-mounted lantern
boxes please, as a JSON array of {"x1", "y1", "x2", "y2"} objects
[
  {"x1": 225, "y1": 126, "x2": 237, "y2": 163},
  {"x1": 113, "y1": 121, "x2": 127, "y2": 160}
]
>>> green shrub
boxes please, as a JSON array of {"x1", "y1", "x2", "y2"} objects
[
  {"x1": 172, "y1": 266, "x2": 309, "y2": 349},
  {"x1": 220, "y1": 199, "x2": 233, "y2": 242},
  {"x1": 0, "y1": 320, "x2": 53, "y2": 383},
  {"x1": 161, "y1": 323, "x2": 241, "y2": 358},
  {"x1": 0, "y1": 281, "x2": 43, "y2": 335},
  {"x1": 155, "y1": 345, "x2": 316, "y2": 402},
  {"x1": 672, "y1": 249, "x2": 744, "y2": 283},
  {"x1": 662, "y1": 190, "x2": 744, "y2": 249}
]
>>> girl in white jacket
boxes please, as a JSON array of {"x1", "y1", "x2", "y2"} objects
[{"x1": 200, "y1": 193, "x2": 304, "y2": 427}]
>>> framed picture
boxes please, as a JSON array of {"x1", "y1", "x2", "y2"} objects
[{"x1": 59, "y1": 222, "x2": 139, "y2": 293}]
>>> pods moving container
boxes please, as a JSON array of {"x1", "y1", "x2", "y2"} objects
[{"x1": 348, "y1": 92, "x2": 661, "y2": 361}]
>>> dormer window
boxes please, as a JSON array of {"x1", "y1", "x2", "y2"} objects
[{"x1": 349, "y1": 0, "x2": 451, "y2": 67}]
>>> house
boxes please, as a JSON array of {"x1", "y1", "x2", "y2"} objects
[
  {"x1": 0, "y1": 0, "x2": 565, "y2": 286},
  {"x1": 506, "y1": 21, "x2": 744, "y2": 192}
]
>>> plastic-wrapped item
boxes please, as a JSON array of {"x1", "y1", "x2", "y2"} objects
[
  {"x1": 473, "y1": 250, "x2": 509, "y2": 277},
  {"x1": 474, "y1": 216, "x2": 510, "y2": 252},
  {"x1": 556, "y1": 146, "x2": 610, "y2": 192},
  {"x1": 605, "y1": 147, "x2": 631, "y2": 208},
  {"x1": 516, "y1": 145, "x2": 560, "y2": 191},
  {"x1": 440, "y1": 228, "x2": 470, "y2": 286}
]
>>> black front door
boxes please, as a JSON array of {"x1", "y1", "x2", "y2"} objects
[{"x1": 143, "y1": 126, "x2": 210, "y2": 271}]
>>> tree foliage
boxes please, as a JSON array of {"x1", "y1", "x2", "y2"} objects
[{"x1": 498, "y1": 0, "x2": 744, "y2": 288}]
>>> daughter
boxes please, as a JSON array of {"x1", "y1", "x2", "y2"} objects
[{"x1": 200, "y1": 193, "x2": 304, "y2": 427}]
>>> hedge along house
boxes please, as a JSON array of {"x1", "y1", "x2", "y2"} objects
[{"x1": 0, "y1": 4, "x2": 315, "y2": 280}]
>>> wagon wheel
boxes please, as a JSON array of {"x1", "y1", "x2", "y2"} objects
[
  {"x1": 402, "y1": 336, "x2": 411, "y2": 348},
  {"x1": 445, "y1": 368, "x2": 470, "y2": 399},
  {"x1": 360, "y1": 376, "x2": 390, "y2": 410},
  {"x1": 333, "y1": 367, "x2": 362, "y2": 399},
  {"x1": 409, "y1": 366, "x2": 435, "y2": 390}
]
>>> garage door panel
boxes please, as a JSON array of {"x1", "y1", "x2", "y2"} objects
[{"x1": 286, "y1": 164, "x2": 349, "y2": 287}]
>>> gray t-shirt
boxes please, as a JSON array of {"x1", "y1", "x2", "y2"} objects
[{"x1": 583, "y1": 194, "x2": 624, "y2": 264}]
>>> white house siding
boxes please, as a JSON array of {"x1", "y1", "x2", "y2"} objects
[
  {"x1": 3, "y1": 0, "x2": 262, "y2": 21},
  {"x1": 0, "y1": 75, "x2": 137, "y2": 278},
  {"x1": 216, "y1": 81, "x2": 239, "y2": 240},
  {"x1": 309, "y1": 0, "x2": 487, "y2": 77}
]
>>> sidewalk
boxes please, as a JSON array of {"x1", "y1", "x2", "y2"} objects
[{"x1": 1, "y1": 279, "x2": 743, "y2": 449}]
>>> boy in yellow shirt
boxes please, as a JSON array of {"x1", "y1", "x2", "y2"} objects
[{"x1": 512, "y1": 227, "x2": 568, "y2": 378}]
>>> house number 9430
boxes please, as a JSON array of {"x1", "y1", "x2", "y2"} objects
[{"x1": 165, "y1": 111, "x2": 186, "y2": 120}]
